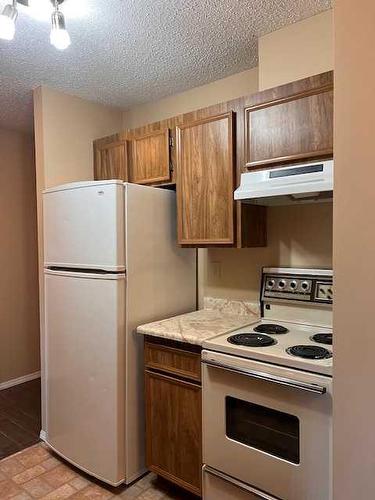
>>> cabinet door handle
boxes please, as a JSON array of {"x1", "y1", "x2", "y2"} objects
[
  {"x1": 202, "y1": 359, "x2": 326, "y2": 394},
  {"x1": 145, "y1": 368, "x2": 201, "y2": 388},
  {"x1": 203, "y1": 465, "x2": 278, "y2": 499}
]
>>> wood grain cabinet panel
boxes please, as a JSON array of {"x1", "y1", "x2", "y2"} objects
[
  {"x1": 176, "y1": 112, "x2": 235, "y2": 246},
  {"x1": 244, "y1": 71, "x2": 334, "y2": 169},
  {"x1": 130, "y1": 129, "x2": 171, "y2": 184},
  {"x1": 145, "y1": 342, "x2": 201, "y2": 382},
  {"x1": 145, "y1": 370, "x2": 202, "y2": 496},
  {"x1": 94, "y1": 140, "x2": 128, "y2": 181}
]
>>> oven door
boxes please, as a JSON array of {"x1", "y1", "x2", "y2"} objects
[{"x1": 202, "y1": 350, "x2": 332, "y2": 500}]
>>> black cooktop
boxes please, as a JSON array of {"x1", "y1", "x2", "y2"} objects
[
  {"x1": 253, "y1": 323, "x2": 289, "y2": 335},
  {"x1": 311, "y1": 333, "x2": 333, "y2": 345},
  {"x1": 286, "y1": 345, "x2": 332, "y2": 360},
  {"x1": 228, "y1": 333, "x2": 277, "y2": 347}
]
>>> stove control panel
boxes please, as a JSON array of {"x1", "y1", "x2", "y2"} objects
[{"x1": 262, "y1": 268, "x2": 333, "y2": 304}]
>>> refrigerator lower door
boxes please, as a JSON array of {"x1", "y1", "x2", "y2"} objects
[
  {"x1": 43, "y1": 180, "x2": 125, "y2": 271},
  {"x1": 44, "y1": 269, "x2": 126, "y2": 485}
]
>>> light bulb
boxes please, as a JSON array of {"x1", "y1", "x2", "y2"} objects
[
  {"x1": 50, "y1": 26, "x2": 70, "y2": 49},
  {"x1": 0, "y1": 14, "x2": 15, "y2": 40},
  {"x1": 27, "y1": 0, "x2": 53, "y2": 22},
  {"x1": 0, "y1": 3, "x2": 17, "y2": 41},
  {"x1": 50, "y1": 8, "x2": 71, "y2": 50}
]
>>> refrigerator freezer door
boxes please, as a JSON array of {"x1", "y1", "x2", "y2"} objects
[
  {"x1": 44, "y1": 269, "x2": 126, "y2": 485},
  {"x1": 43, "y1": 180, "x2": 125, "y2": 271}
]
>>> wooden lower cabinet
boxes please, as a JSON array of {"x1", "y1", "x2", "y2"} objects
[{"x1": 145, "y1": 339, "x2": 202, "y2": 496}]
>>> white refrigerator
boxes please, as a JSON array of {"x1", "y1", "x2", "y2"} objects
[{"x1": 42, "y1": 180, "x2": 196, "y2": 486}]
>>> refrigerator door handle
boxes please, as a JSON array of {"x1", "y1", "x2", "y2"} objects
[{"x1": 44, "y1": 268, "x2": 126, "y2": 280}]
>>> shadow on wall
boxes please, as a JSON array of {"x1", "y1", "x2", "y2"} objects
[{"x1": 204, "y1": 203, "x2": 333, "y2": 302}]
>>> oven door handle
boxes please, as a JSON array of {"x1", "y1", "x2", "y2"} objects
[
  {"x1": 203, "y1": 465, "x2": 279, "y2": 499},
  {"x1": 202, "y1": 359, "x2": 327, "y2": 394}
]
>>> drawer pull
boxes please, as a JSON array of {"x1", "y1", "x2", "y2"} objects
[{"x1": 202, "y1": 359, "x2": 326, "y2": 394}]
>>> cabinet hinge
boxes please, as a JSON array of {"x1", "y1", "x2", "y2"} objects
[{"x1": 169, "y1": 137, "x2": 174, "y2": 148}]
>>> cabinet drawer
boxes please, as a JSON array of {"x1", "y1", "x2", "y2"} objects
[
  {"x1": 203, "y1": 467, "x2": 267, "y2": 499},
  {"x1": 145, "y1": 340, "x2": 201, "y2": 383}
]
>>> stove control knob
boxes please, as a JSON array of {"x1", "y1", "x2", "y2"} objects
[
  {"x1": 278, "y1": 279, "x2": 286, "y2": 290},
  {"x1": 301, "y1": 281, "x2": 310, "y2": 292},
  {"x1": 289, "y1": 280, "x2": 298, "y2": 291},
  {"x1": 266, "y1": 279, "x2": 275, "y2": 290}
]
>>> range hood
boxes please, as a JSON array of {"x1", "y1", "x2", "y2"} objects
[{"x1": 234, "y1": 160, "x2": 333, "y2": 206}]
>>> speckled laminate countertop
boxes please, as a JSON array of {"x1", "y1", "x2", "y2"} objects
[{"x1": 136, "y1": 297, "x2": 260, "y2": 345}]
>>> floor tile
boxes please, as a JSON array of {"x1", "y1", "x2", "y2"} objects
[
  {"x1": 41, "y1": 483, "x2": 76, "y2": 499},
  {"x1": 22, "y1": 476, "x2": 54, "y2": 498},
  {"x1": 69, "y1": 476, "x2": 91, "y2": 491},
  {"x1": 116, "y1": 484, "x2": 143, "y2": 498},
  {"x1": 11, "y1": 493, "x2": 33, "y2": 500},
  {"x1": 16, "y1": 445, "x2": 50, "y2": 468},
  {"x1": 0, "y1": 456, "x2": 26, "y2": 477},
  {"x1": 42, "y1": 464, "x2": 77, "y2": 488},
  {"x1": 137, "y1": 486, "x2": 165, "y2": 499},
  {"x1": 0, "y1": 444, "x2": 198, "y2": 500},
  {"x1": 12, "y1": 464, "x2": 46, "y2": 484},
  {"x1": 70, "y1": 484, "x2": 114, "y2": 499},
  {"x1": 41, "y1": 457, "x2": 61, "y2": 472},
  {"x1": 0, "y1": 479, "x2": 24, "y2": 499}
]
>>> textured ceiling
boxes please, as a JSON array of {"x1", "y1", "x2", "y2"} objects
[{"x1": 0, "y1": 0, "x2": 331, "y2": 132}]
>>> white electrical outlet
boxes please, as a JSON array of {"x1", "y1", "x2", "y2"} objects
[{"x1": 316, "y1": 282, "x2": 333, "y2": 301}]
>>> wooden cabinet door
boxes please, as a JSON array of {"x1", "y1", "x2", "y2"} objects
[
  {"x1": 130, "y1": 129, "x2": 171, "y2": 184},
  {"x1": 94, "y1": 140, "x2": 128, "y2": 181},
  {"x1": 176, "y1": 112, "x2": 235, "y2": 246},
  {"x1": 244, "y1": 71, "x2": 333, "y2": 169},
  {"x1": 145, "y1": 370, "x2": 202, "y2": 496}
]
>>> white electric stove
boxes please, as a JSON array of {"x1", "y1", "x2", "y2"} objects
[
  {"x1": 203, "y1": 267, "x2": 333, "y2": 376},
  {"x1": 202, "y1": 268, "x2": 333, "y2": 500}
]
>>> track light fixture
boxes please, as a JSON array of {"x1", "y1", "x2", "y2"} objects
[
  {"x1": 0, "y1": 0, "x2": 71, "y2": 49},
  {"x1": 50, "y1": 0, "x2": 70, "y2": 50},
  {"x1": 0, "y1": 0, "x2": 18, "y2": 41}
]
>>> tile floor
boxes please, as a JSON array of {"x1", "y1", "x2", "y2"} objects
[
  {"x1": 0, "y1": 443, "x2": 198, "y2": 499},
  {"x1": 0, "y1": 380, "x2": 41, "y2": 460}
]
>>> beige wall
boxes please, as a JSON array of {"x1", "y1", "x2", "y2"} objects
[
  {"x1": 123, "y1": 68, "x2": 259, "y2": 129},
  {"x1": 205, "y1": 204, "x2": 333, "y2": 302},
  {"x1": 333, "y1": 1, "x2": 375, "y2": 497},
  {"x1": 34, "y1": 87, "x2": 123, "y2": 188},
  {"x1": 0, "y1": 128, "x2": 40, "y2": 384},
  {"x1": 33, "y1": 86, "x2": 123, "y2": 429},
  {"x1": 258, "y1": 10, "x2": 333, "y2": 90}
]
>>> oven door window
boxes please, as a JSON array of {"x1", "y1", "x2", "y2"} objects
[{"x1": 226, "y1": 396, "x2": 300, "y2": 464}]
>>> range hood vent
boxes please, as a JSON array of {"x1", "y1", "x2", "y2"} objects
[{"x1": 234, "y1": 160, "x2": 333, "y2": 206}]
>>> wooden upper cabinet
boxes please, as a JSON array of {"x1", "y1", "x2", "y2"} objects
[
  {"x1": 244, "y1": 71, "x2": 334, "y2": 169},
  {"x1": 94, "y1": 139, "x2": 128, "y2": 181},
  {"x1": 176, "y1": 112, "x2": 235, "y2": 246},
  {"x1": 129, "y1": 129, "x2": 171, "y2": 184}
]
